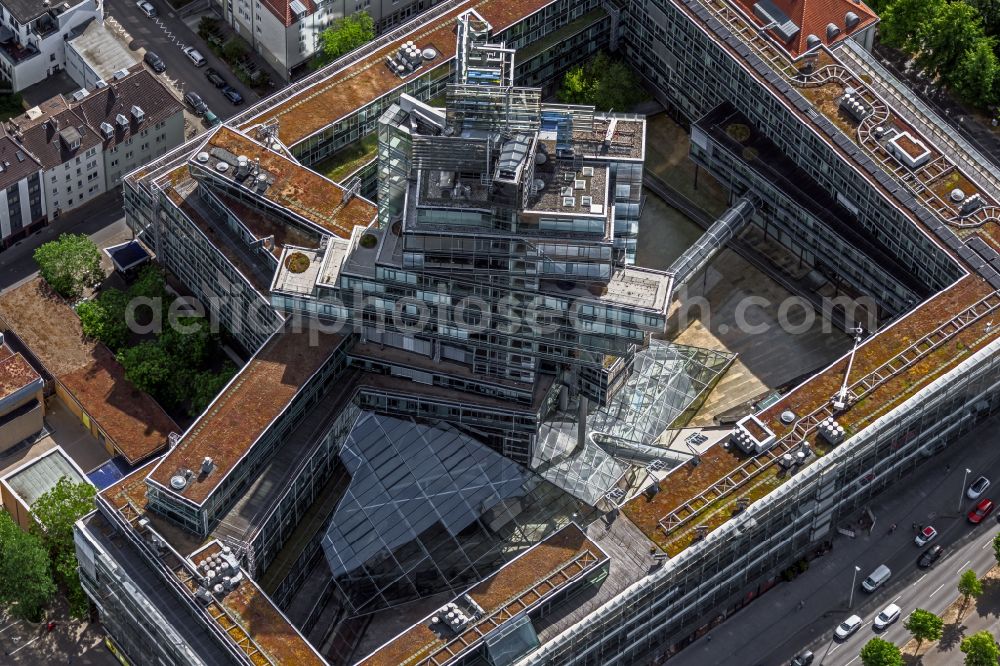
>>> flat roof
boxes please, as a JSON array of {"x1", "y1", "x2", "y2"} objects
[
  {"x1": 2, "y1": 446, "x2": 90, "y2": 508},
  {"x1": 0, "y1": 279, "x2": 178, "y2": 464},
  {"x1": 237, "y1": 0, "x2": 556, "y2": 146},
  {"x1": 358, "y1": 523, "x2": 605, "y2": 666},
  {"x1": 202, "y1": 127, "x2": 377, "y2": 239},
  {"x1": 0, "y1": 347, "x2": 41, "y2": 402},
  {"x1": 147, "y1": 327, "x2": 346, "y2": 505}
]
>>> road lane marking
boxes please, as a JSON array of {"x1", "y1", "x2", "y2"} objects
[
  {"x1": 892, "y1": 594, "x2": 902, "y2": 603},
  {"x1": 957, "y1": 560, "x2": 972, "y2": 574},
  {"x1": 914, "y1": 574, "x2": 927, "y2": 585},
  {"x1": 0, "y1": 621, "x2": 20, "y2": 634},
  {"x1": 829, "y1": 644, "x2": 841, "y2": 654},
  {"x1": 847, "y1": 656, "x2": 860, "y2": 666},
  {"x1": 8, "y1": 635, "x2": 40, "y2": 655},
  {"x1": 930, "y1": 583, "x2": 946, "y2": 597}
]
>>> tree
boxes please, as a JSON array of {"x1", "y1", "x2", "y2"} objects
[
  {"x1": 222, "y1": 37, "x2": 248, "y2": 64},
  {"x1": 188, "y1": 365, "x2": 236, "y2": 417},
  {"x1": 77, "y1": 288, "x2": 130, "y2": 351},
  {"x1": 33, "y1": 233, "x2": 104, "y2": 299},
  {"x1": 954, "y1": 37, "x2": 1000, "y2": 109},
  {"x1": 557, "y1": 52, "x2": 647, "y2": 112},
  {"x1": 969, "y1": 0, "x2": 1000, "y2": 38},
  {"x1": 861, "y1": 637, "x2": 904, "y2": 666},
  {"x1": 905, "y1": 608, "x2": 944, "y2": 654},
  {"x1": 32, "y1": 478, "x2": 97, "y2": 620},
  {"x1": 959, "y1": 569, "x2": 985, "y2": 616},
  {"x1": 879, "y1": 0, "x2": 943, "y2": 52},
  {"x1": 118, "y1": 340, "x2": 176, "y2": 398},
  {"x1": 0, "y1": 511, "x2": 56, "y2": 622},
  {"x1": 160, "y1": 317, "x2": 214, "y2": 368},
  {"x1": 917, "y1": 1, "x2": 987, "y2": 82},
  {"x1": 961, "y1": 630, "x2": 1000, "y2": 666},
  {"x1": 994, "y1": 532, "x2": 1000, "y2": 566},
  {"x1": 315, "y1": 12, "x2": 374, "y2": 67},
  {"x1": 127, "y1": 264, "x2": 168, "y2": 303}
]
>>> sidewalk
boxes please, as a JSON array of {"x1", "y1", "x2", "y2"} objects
[{"x1": 669, "y1": 410, "x2": 1000, "y2": 666}]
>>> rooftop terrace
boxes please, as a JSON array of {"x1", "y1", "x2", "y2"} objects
[
  {"x1": 0, "y1": 348, "x2": 40, "y2": 402},
  {"x1": 0, "y1": 279, "x2": 178, "y2": 464},
  {"x1": 147, "y1": 327, "x2": 345, "y2": 505}
]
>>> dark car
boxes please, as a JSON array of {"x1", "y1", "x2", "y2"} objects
[
  {"x1": 205, "y1": 67, "x2": 227, "y2": 88},
  {"x1": 183, "y1": 91, "x2": 209, "y2": 116},
  {"x1": 968, "y1": 498, "x2": 995, "y2": 524},
  {"x1": 222, "y1": 86, "x2": 244, "y2": 105},
  {"x1": 790, "y1": 650, "x2": 814, "y2": 666},
  {"x1": 143, "y1": 51, "x2": 166, "y2": 73},
  {"x1": 918, "y1": 545, "x2": 944, "y2": 568}
]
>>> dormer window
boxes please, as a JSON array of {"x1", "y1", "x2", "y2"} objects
[{"x1": 131, "y1": 105, "x2": 145, "y2": 123}]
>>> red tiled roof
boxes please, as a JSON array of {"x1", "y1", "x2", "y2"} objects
[
  {"x1": 259, "y1": 0, "x2": 314, "y2": 27},
  {"x1": 732, "y1": 0, "x2": 879, "y2": 58}
]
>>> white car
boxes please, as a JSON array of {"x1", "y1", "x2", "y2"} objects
[
  {"x1": 873, "y1": 603, "x2": 901, "y2": 631},
  {"x1": 183, "y1": 46, "x2": 207, "y2": 67},
  {"x1": 968, "y1": 476, "x2": 991, "y2": 500},
  {"x1": 136, "y1": 0, "x2": 157, "y2": 17},
  {"x1": 915, "y1": 525, "x2": 937, "y2": 547},
  {"x1": 834, "y1": 614, "x2": 863, "y2": 640}
]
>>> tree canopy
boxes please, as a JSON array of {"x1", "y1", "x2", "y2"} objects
[
  {"x1": 905, "y1": 608, "x2": 944, "y2": 653},
  {"x1": 31, "y1": 478, "x2": 96, "y2": 620},
  {"x1": 960, "y1": 569, "x2": 985, "y2": 608},
  {"x1": 861, "y1": 637, "x2": 904, "y2": 666},
  {"x1": 557, "y1": 52, "x2": 648, "y2": 112},
  {"x1": 0, "y1": 511, "x2": 55, "y2": 622},
  {"x1": 961, "y1": 630, "x2": 1000, "y2": 666},
  {"x1": 33, "y1": 233, "x2": 104, "y2": 299},
  {"x1": 77, "y1": 288, "x2": 130, "y2": 351},
  {"x1": 315, "y1": 12, "x2": 374, "y2": 67}
]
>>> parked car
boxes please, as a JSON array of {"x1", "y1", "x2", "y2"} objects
[
  {"x1": 915, "y1": 525, "x2": 937, "y2": 547},
  {"x1": 968, "y1": 498, "x2": 994, "y2": 524},
  {"x1": 222, "y1": 86, "x2": 244, "y2": 105},
  {"x1": 136, "y1": 0, "x2": 157, "y2": 18},
  {"x1": 790, "y1": 650, "x2": 814, "y2": 666},
  {"x1": 184, "y1": 91, "x2": 209, "y2": 115},
  {"x1": 861, "y1": 564, "x2": 891, "y2": 592},
  {"x1": 203, "y1": 109, "x2": 221, "y2": 127},
  {"x1": 205, "y1": 67, "x2": 227, "y2": 88},
  {"x1": 183, "y1": 46, "x2": 207, "y2": 67},
  {"x1": 873, "y1": 603, "x2": 901, "y2": 631},
  {"x1": 834, "y1": 615, "x2": 863, "y2": 640},
  {"x1": 143, "y1": 51, "x2": 166, "y2": 73},
  {"x1": 968, "y1": 476, "x2": 991, "y2": 500},
  {"x1": 918, "y1": 544, "x2": 944, "y2": 568}
]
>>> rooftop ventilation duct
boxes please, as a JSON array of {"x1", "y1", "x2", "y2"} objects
[
  {"x1": 845, "y1": 11, "x2": 860, "y2": 30},
  {"x1": 826, "y1": 23, "x2": 841, "y2": 41},
  {"x1": 806, "y1": 34, "x2": 821, "y2": 50}
]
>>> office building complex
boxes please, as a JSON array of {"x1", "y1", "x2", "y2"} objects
[{"x1": 72, "y1": 0, "x2": 1000, "y2": 664}]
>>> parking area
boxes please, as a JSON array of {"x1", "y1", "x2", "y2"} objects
[{"x1": 0, "y1": 605, "x2": 116, "y2": 664}]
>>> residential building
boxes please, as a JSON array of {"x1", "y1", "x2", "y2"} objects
[
  {"x1": 75, "y1": 0, "x2": 1000, "y2": 664},
  {"x1": 0, "y1": 131, "x2": 44, "y2": 251},
  {"x1": 0, "y1": 0, "x2": 103, "y2": 92},
  {"x1": 0, "y1": 332, "x2": 44, "y2": 455},
  {"x1": 74, "y1": 68, "x2": 185, "y2": 188},
  {"x1": 222, "y1": 0, "x2": 448, "y2": 80},
  {"x1": 64, "y1": 18, "x2": 139, "y2": 91}
]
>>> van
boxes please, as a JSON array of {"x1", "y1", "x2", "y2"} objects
[{"x1": 861, "y1": 564, "x2": 891, "y2": 592}]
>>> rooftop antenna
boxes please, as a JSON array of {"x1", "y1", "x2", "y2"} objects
[{"x1": 832, "y1": 325, "x2": 865, "y2": 411}]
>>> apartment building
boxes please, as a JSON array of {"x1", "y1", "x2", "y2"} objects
[
  {"x1": 0, "y1": 333, "x2": 44, "y2": 454},
  {"x1": 0, "y1": 0, "x2": 103, "y2": 91},
  {"x1": 76, "y1": 0, "x2": 1000, "y2": 664},
  {"x1": 0, "y1": 131, "x2": 44, "y2": 251},
  {"x1": 221, "y1": 0, "x2": 446, "y2": 80}
]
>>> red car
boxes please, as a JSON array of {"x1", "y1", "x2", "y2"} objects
[{"x1": 968, "y1": 498, "x2": 995, "y2": 524}]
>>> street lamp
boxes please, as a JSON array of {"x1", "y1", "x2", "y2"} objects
[
  {"x1": 959, "y1": 468, "x2": 972, "y2": 512},
  {"x1": 848, "y1": 565, "x2": 861, "y2": 609}
]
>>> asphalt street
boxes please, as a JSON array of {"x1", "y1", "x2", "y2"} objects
[
  {"x1": 0, "y1": 192, "x2": 130, "y2": 294},
  {"x1": 104, "y1": 0, "x2": 258, "y2": 120},
  {"x1": 669, "y1": 411, "x2": 1000, "y2": 666}
]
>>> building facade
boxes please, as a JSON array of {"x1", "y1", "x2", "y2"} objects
[
  {"x1": 0, "y1": 133, "x2": 45, "y2": 250},
  {"x1": 0, "y1": 0, "x2": 103, "y2": 92},
  {"x1": 77, "y1": 0, "x2": 1000, "y2": 664}
]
